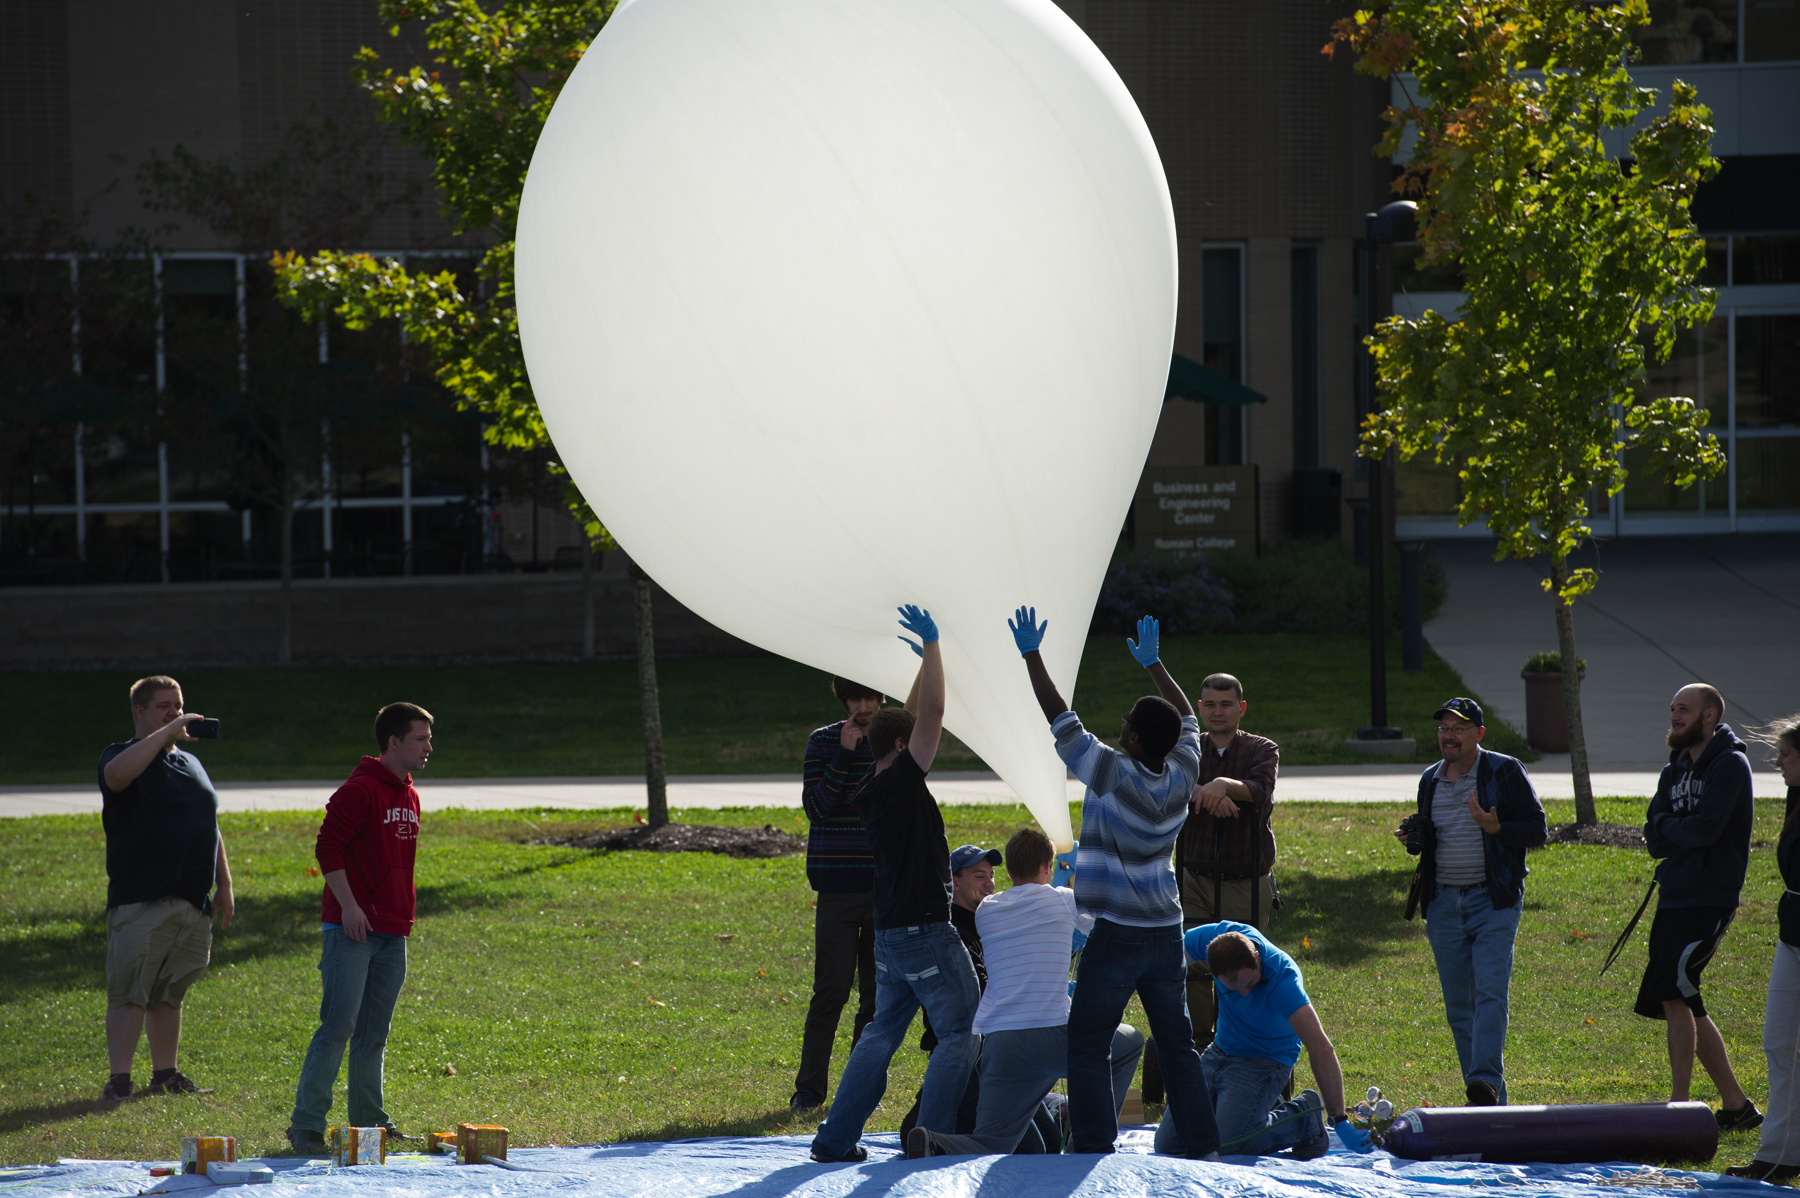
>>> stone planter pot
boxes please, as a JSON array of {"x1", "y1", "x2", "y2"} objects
[{"x1": 1522, "y1": 670, "x2": 1584, "y2": 752}]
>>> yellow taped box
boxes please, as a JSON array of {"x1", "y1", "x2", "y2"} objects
[
  {"x1": 425, "y1": 1131, "x2": 459, "y2": 1155},
  {"x1": 457, "y1": 1124, "x2": 508, "y2": 1165},
  {"x1": 329, "y1": 1126, "x2": 387, "y2": 1166},
  {"x1": 181, "y1": 1136, "x2": 236, "y2": 1176}
]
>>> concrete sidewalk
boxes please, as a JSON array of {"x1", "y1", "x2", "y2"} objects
[
  {"x1": 7, "y1": 766, "x2": 1785, "y2": 818},
  {"x1": 1424, "y1": 534, "x2": 1800, "y2": 773}
]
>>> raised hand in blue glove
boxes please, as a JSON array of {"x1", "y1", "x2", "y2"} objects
[
  {"x1": 1052, "y1": 845, "x2": 1077, "y2": 889},
  {"x1": 1126, "y1": 615, "x2": 1160, "y2": 668},
  {"x1": 897, "y1": 604, "x2": 938, "y2": 647},
  {"x1": 899, "y1": 637, "x2": 924, "y2": 658},
  {"x1": 1334, "y1": 1120, "x2": 1375, "y2": 1154},
  {"x1": 1008, "y1": 605, "x2": 1047, "y2": 656}
]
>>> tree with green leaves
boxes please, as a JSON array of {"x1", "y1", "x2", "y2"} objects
[
  {"x1": 271, "y1": 0, "x2": 674, "y2": 826},
  {"x1": 1330, "y1": 0, "x2": 1723, "y2": 824}
]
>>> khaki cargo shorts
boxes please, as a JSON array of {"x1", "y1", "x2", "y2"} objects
[{"x1": 106, "y1": 897, "x2": 212, "y2": 1008}]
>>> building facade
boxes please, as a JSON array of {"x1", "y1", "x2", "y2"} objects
[{"x1": 3, "y1": 0, "x2": 1796, "y2": 594}]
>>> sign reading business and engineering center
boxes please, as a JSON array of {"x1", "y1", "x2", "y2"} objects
[{"x1": 1132, "y1": 465, "x2": 1260, "y2": 555}]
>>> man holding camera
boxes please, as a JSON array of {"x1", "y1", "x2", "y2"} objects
[
  {"x1": 1395, "y1": 698, "x2": 1545, "y2": 1107},
  {"x1": 98, "y1": 675, "x2": 233, "y2": 1103}
]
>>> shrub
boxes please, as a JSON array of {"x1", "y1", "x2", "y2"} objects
[
  {"x1": 1089, "y1": 553, "x2": 1235, "y2": 637},
  {"x1": 1522, "y1": 650, "x2": 1586, "y2": 674},
  {"x1": 1089, "y1": 541, "x2": 1446, "y2": 637}
]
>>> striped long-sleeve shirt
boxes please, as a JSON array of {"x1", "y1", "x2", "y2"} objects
[
  {"x1": 1054, "y1": 710, "x2": 1203, "y2": 927},
  {"x1": 972, "y1": 882, "x2": 1094, "y2": 1033},
  {"x1": 801, "y1": 721, "x2": 874, "y2": 892}
]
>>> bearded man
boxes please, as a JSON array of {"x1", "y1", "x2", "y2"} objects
[{"x1": 1638, "y1": 683, "x2": 1760, "y2": 1131}]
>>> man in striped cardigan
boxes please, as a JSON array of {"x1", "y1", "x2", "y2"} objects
[
  {"x1": 1008, "y1": 606, "x2": 1220, "y2": 1160},
  {"x1": 790, "y1": 677, "x2": 883, "y2": 1113}
]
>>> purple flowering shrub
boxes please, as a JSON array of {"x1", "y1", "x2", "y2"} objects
[{"x1": 1088, "y1": 553, "x2": 1235, "y2": 637}]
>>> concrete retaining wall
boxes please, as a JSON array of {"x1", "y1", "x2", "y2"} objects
[{"x1": 0, "y1": 564, "x2": 758, "y2": 669}]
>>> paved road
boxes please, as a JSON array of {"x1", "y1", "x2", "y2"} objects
[
  {"x1": 9, "y1": 765, "x2": 1786, "y2": 819},
  {"x1": 1424, "y1": 534, "x2": 1800, "y2": 773}
]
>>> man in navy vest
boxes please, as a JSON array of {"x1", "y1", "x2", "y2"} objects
[{"x1": 1394, "y1": 697, "x2": 1545, "y2": 1106}]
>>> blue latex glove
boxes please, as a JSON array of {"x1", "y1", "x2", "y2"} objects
[
  {"x1": 1070, "y1": 928, "x2": 1088, "y2": 953},
  {"x1": 1334, "y1": 1120, "x2": 1375, "y2": 1154},
  {"x1": 899, "y1": 637, "x2": 924, "y2": 658},
  {"x1": 1052, "y1": 845, "x2": 1077, "y2": 889},
  {"x1": 1126, "y1": 615, "x2": 1160, "y2": 668},
  {"x1": 897, "y1": 604, "x2": 938, "y2": 645},
  {"x1": 1008, "y1": 605, "x2": 1047, "y2": 656}
]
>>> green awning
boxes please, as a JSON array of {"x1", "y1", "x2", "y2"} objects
[{"x1": 1164, "y1": 353, "x2": 1267, "y2": 406}]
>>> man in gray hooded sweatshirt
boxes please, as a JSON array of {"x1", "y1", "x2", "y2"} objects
[{"x1": 1638, "y1": 683, "x2": 1758, "y2": 1130}]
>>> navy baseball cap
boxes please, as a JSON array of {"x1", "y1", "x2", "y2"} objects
[
  {"x1": 950, "y1": 844, "x2": 1002, "y2": 873},
  {"x1": 1433, "y1": 697, "x2": 1484, "y2": 726}
]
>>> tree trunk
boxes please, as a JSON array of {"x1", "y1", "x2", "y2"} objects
[
  {"x1": 630, "y1": 559, "x2": 668, "y2": 828},
  {"x1": 1551, "y1": 553, "x2": 1595, "y2": 825},
  {"x1": 582, "y1": 542, "x2": 597, "y2": 660},
  {"x1": 278, "y1": 459, "x2": 295, "y2": 666}
]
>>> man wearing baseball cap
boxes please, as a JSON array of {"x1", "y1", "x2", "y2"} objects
[
  {"x1": 898, "y1": 843, "x2": 1001, "y2": 1139},
  {"x1": 1394, "y1": 697, "x2": 1545, "y2": 1106}
]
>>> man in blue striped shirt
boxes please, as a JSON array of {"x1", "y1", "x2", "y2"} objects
[{"x1": 1008, "y1": 607, "x2": 1219, "y2": 1159}]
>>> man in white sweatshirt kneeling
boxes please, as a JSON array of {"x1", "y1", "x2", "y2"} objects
[{"x1": 909, "y1": 827, "x2": 1143, "y2": 1158}]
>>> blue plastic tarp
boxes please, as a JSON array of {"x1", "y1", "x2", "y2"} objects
[{"x1": 0, "y1": 1130, "x2": 1773, "y2": 1198}]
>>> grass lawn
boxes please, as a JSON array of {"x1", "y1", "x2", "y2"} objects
[
  {"x1": 1, "y1": 633, "x2": 1526, "y2": 785},
  {"x1": 0, "y1": 795, "x2": 1775, "y2": 1167}
]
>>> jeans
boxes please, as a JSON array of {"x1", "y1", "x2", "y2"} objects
[
  {"x1": 929, "y1": 1023, "x2": 1144, "y2": 1156},
  {"x1": 1067, "y1": 918, "x2": 1217, "y2": 1156},
  {"x1": 288, "y1": 930, "x2": 408, "y2": 1134},
  {"x1": 1154, "y1": 1044, "x2": 1308, "y2": 1156},
  {"x1": 1759, "y1": 942, "x2": 1800, "y2": 1165},
  {"x1": 793, "y1": 891, "x2": 877, "y2": 1106},
  {"x1": 811, "y1": 922, "x2": 981, "y2": 1158},
  {"x1": 1424, "y1": 883, "x2": 1520, "y2": 1103}
]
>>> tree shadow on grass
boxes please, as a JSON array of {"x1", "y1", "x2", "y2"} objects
[
  {"x1": 0, "y1": 878, "x2": 521, "y2": 1004},
  {"x1": 1269, "y1": 865, "x2": 1424, "y2": 966},
  {"x1": 615, "y1": 1107, "x2": 812, "y2": 1143},
  {"x1": 0, "y1": 1097, "x2": 111, "y2": 1136}
]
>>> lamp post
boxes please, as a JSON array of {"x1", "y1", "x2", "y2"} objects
[{"x1": 1358, "y1": 200, "x2": 1417, "y2": 741}]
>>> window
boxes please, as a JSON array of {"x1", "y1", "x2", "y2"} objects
[
  {"x1": 1745, "y1": 0, "x2": 1800, "y2": 61},
  {"x1": 1202, "y1": 246, "x2": 1244, "y2": 466},
  {"x1": 1291, "y1": 245, "x2": 1320, "y2": 469},
  {"x1": 1634, "y1": 0, "x2": 1738, "y2": 64},
  {"x1": 1733, "y1": 235, "x2": 1800, "y2": 286}
]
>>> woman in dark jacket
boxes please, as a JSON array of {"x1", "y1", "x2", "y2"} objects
[{"x1": 1730, "y1": 716, "x2": 1800, "y2": 1182}]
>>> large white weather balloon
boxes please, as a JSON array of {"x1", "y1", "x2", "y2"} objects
[{"x1": 516, "y1": 0, "x2": 1176, "y2": 849}]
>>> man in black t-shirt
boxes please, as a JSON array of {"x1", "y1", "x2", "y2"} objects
[
  {"x1": 810, "y1": 605, "x2": 982, "y2": 1164},
  {"x1": 97, "y1": 675, "x2": 234, "y2": 1103}
]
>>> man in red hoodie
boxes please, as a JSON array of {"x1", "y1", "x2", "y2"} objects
[{"x1": 285, "y1": 702, "x2": 431, "y2": 1155}]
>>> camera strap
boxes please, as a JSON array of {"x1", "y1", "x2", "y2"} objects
[{"x1": 1600, "y1": 880, "x2": 1657, "y2": 976}]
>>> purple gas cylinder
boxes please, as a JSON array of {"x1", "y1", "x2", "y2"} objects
[{"x1": 1383, "y1": 1102, "x2": 1718, "y2": 1164}]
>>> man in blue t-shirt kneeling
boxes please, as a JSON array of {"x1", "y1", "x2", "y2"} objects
[{"x1": 1155, "y1": 922, "x2": 1372, "y2": 1159}]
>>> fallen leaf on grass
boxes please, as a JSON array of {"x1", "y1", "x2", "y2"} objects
[
  {"x1": 444, "y1": 1063, "x2": 457, "y2": 1076},
  {"x1": 306, "y1": 867, "x2": 321, "y2": 877},
  {"x1": 716, "y1": 933, "x2": 737, "y2": 941},
  {"x1": 648, "y1": 997, "x2": 668, "y2": 1007},
  {"x1": 1569, "y1": 927, "x2": 1591, "y2": 941},
  {"x1": 1301, "y1": 936, "x2": 1312, "y2": 950},
  {"x1": 757, "y1": 968, "x2": 767, "y2": 977},
  {"x1": 629, "y1": 961, "x2": 641, "y2": 967},
  {"x1": 777, "y1": 994, "x2": 790, "y2": 1004},
  {"x1": 1583, "y1": 1017, "x2": 1596, "y2": 1026},
  {"x1": 633, "y1": 812, "x2": 647, "y2": 825}
]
